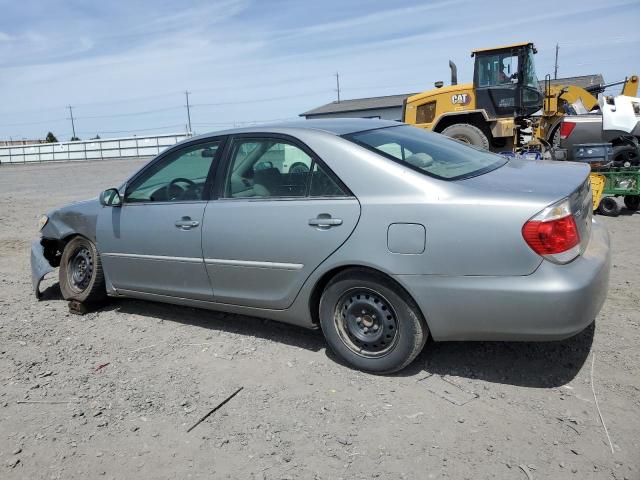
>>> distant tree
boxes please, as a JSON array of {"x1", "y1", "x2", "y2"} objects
[
  {"x1": 70, "y1": 136, "x2": 80, "y2": 141},
  {"x1": 45, "y1": 132, "x2": 58, "y2": 143},
  {"x1": 91, "y1": 134, "x2": 101, "y2": 140}
]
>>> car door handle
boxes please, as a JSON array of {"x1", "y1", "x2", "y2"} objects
[
  {"x1": 308, "y1": 215, "x2": 342, "y2": 228},
  {"x1": 175, "y1": 217, "x2": 200, "y2": 230}
]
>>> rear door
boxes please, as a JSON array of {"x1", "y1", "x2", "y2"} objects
[
  {"x1": 201, "y1": 134, "x2": 360, "y2": 309},
  {"x1": 97, "y1": 138, "x2": 224, "y2": 300}
]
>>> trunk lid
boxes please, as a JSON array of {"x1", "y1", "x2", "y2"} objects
[{"x1": 460, "y1": 158, "x2": 593, "y2": 253}]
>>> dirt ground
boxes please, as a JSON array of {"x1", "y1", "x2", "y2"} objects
[{"x1": 1, "y1": 158, "x2": 638, "y2": 480}]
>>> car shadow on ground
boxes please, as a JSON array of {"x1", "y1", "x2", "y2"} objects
[
  {"x1": 397, "y1": 322, "x2": 595, "y2": 388},
  {"x1": 108, "y1": 298, "x2": 328, "y2": 353},
  {"x1": 39, "y1": 281, "x2": 594, "y2": 388},
  {"x1": 38, "y1": 282, "x2": 63, "y2": 300}
]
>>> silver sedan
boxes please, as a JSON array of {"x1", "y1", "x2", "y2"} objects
[{"x1": 31, "y1": 119, "x2": 610, "y2": 373}]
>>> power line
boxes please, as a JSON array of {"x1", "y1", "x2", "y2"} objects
[
  {"x1": 191, "y1": 89, "x2": 333, "y2": 107},
  {"x1": 74, "y1": 105, "x2": 183, "y2": 120},
  {"x1": 192, "y1": 117, "x2": 299, "y2": 127},
  {"x1": 74, "y1": 124, "x2": 187, "y2": 135},
  {"x1": 0, "y1": 118, "x2": 67, "y2": 128}
]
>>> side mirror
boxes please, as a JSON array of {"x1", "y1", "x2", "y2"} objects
[{"x1": 100, "y1": 188, "x2": 122, "y2": 207}]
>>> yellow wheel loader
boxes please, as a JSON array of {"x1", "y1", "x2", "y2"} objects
[{"x1": 402, "y1": 42, "x2": 638, "y2": 153}]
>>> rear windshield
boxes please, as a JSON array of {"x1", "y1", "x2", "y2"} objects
[{"x1": 345, "y1": 125, "x2": 507, "y2": 180}]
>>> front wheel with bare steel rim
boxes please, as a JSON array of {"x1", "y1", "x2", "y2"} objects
[
  {"x1": 319, "y1": 270, "x2": 428, "y2": 373},
  {"x1": 59, "y1": 236, "x2": 107, "y2": 304}
]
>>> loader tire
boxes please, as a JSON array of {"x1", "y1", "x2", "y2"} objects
[{"x1": 441, "y1": 124, "x2": 490, "y2": 150}]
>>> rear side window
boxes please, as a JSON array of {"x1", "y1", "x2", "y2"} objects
[
  {"x1": 345, "y1": 125, "x2": 506, "y2": 180},
  {"x1": 309, "y1": 163, "x2": 345, "y2": 197}
]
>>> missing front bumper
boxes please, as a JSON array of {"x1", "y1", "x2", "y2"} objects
[{"x1": 30, "y1": 239, "x2": 55, "y2": 299}]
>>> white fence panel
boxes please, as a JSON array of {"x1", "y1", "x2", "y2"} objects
[{"x1": 0, "y1": 133, "x2": 191, "y2": 165}]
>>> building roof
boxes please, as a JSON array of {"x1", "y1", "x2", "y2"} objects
[
  {"x1": 300, "y1": 93, "x2": 417, "y2": 117},
  {"x1": 301, "y1": 74, "x2": 605, "y2": 117}
]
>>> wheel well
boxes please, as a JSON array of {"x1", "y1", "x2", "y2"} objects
[
  {"x1": 41, "y1": 234, "x2": 80, "y2": 268},
  {"x1": 308, "y1": 265, "x2": 422, "y2": 326},
  {"x1": 433, "y1": 113, "x2": 491, "y2": 137}
]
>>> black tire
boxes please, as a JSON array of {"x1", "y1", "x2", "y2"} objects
[
  {"x1": 612, "y1": 145, "x2": 640, "y2": 168},
  {"x1": 59, "y1": 236, "x2": 107, "y2": 304},
  {"x1": 597, "y1": 196, "x2": 620, "y2": 217},
  {"x1": 624, "y1": 195, "x2": 640, "y2": 211},
  {"x1": 441, "y1": 123, "x2": 490, "y2": 150},
  {"x1": 319, "y1": 269, "x2": 428, "y2": 374}
]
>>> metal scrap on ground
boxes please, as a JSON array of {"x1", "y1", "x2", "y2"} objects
[{"x1": 186, "y1": 387, "x2": 244, "y2": 433}]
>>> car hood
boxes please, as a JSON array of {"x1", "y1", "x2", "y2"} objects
[
  {"x1": 42, "y1": 197, "x2": 101, "y2": 242},
  {"x1": 458, "y1": 158, "x2": 591, "y2": 204}
]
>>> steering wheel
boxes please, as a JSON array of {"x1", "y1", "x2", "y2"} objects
[{"x1": 167, "y1": 177, "x2": 196, "y2": 201}]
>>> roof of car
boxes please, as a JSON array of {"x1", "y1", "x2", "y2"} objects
[{"x1": 191, "y1": 118, "x2": 401, "y2": 140}]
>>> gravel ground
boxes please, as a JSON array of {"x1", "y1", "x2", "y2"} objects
[{"x1": 1, "y1": 159, "x2": 639, "y2": 480}]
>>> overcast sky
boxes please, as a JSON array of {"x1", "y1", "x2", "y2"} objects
[{"x1": 1, "y1": 0, "x2": 639, "y2": 140}]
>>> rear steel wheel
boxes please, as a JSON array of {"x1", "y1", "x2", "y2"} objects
[
  {"x1": 319, "y1": 269, "x2": 428, "y2": 374},
  {"x1": 335, "y1": 288, "x2": 399, "y2": 358}
]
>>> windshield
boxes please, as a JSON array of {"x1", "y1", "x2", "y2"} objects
[{"x1": 345, "y1": 125, "x2": 506, "y2": 180}]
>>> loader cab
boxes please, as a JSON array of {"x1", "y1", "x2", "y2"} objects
[{"x1": 472, "y1": 42, "x2": 543, "y2": 119}]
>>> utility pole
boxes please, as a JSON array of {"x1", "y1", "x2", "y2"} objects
[
  {"x1": 184, "y1": 90, "x2": 192, "y2": 134},
  {"x1": 554, "y1": 43, "x2": 559, "y2": 80},
  {"x1": 335, "y1": 72, "x2": 341, "y2": 102},
  {"x1": 68, "y1": 106, "x2": 77, "y2": 139}
]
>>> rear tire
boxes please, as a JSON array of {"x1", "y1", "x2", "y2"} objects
[
  {"x1": 612, "y1": 145, "x2": 639, "y2": 168},
  {"x1": 441, "y1": 123, "x2": 490, "y2": 150},
  {"x1": 59, "y1": 236, "x2": 107, "y2": 304},
  {"x1": 624, "y1": 195, "x2": 640, "y2": 211},
  {"x1": 319, "y1": 269, "x2": 428, "y2": 374},
  {"x1": 597, "y1": 196, "x2": 620, "y2": 217}
]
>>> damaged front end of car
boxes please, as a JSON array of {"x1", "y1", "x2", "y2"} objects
[{"x1": 30, "y1": 199, "x2": 101, "y2": 298}]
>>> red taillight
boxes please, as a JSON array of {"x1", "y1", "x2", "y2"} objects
[
  {"x1": 559, "y1": 121, "x2": 576, "y2": 139},
  {"x1": 522, "y1": 216, "x2": 579, "y2": 255},
  {"x1": 522, "y1": 198, "x2": 581, "y2": 264}
]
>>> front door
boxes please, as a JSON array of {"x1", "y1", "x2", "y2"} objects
[
  {"x1": 474, "y1": 49, "x2": 520, "y2": 118},
  {"x1": 201, "y1": 135, "x2": 360, "y2": 309},
  {"x1": 97, "y1": 139, "x2": 224, "y2": 300}
]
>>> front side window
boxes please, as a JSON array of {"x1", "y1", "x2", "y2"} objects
[
  {"x1": 125, "y1": 141, "x2": 221, "y2": 203},
  {"x1": 346, "y1": 125, "x2": 506, "y2": 180}
]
